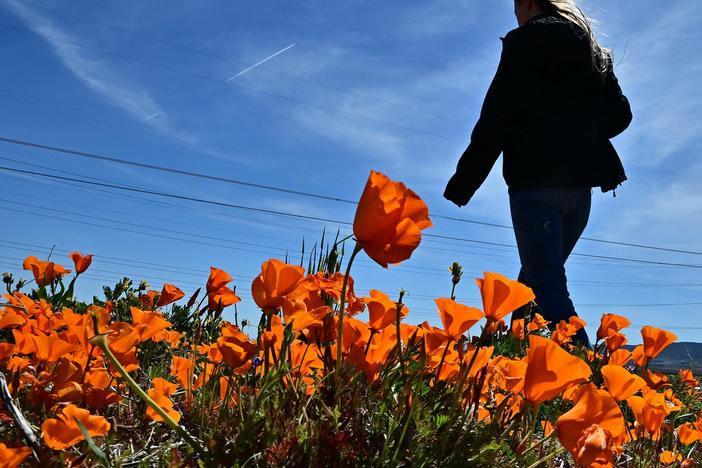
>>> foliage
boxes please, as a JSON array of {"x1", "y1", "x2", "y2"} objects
[{"x1": 0, "y1": 171, "x2": 701, "y2": 467}]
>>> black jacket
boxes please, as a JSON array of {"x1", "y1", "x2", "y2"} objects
[{"x1": 444, "y1": 13, "x2": 632, "y2": 206}]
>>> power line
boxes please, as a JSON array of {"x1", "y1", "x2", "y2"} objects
[
  {"x1": 0, "y1": 239, "x2": 204, "y2": 274},
  {"x1": 0, "y1": 254, "x2": 243, "y2": 287},
  {"x1": 8, "y1": 0, "x2": 465, "y2": 125},
  {"x1": 0, "y1": 160, "x2": 536, "y2": 271},
  {"x1": 0, "y1": 196, "x2": 451, "y2": 276},
  {"x1": 3, "y1": 242, "x2": 700, "y2": 311},
  {"x1": 3, "y1": 237, "x2": 699, "y2": 296},
  {"x1": 6, "y1": 161, "x2": 669, "y2": 274},
  {"x1": 0, "y1": 136, "x2": 355, "y2": 204},
  {"x1": 2, "y1": 135, "x2": 701, "y2": 257},
  {"x1": 427, "y1": 233, "x2": 702, "y2": 269},
  {"x1": 3, "y1": 165, "x2": 702, "y2": 270},
  {"x1": 432, "y1": 214, "x2": 702, "y2": 257},
  {"x1": 1, "y1": 205, "x2": 288, "y2": 258}
]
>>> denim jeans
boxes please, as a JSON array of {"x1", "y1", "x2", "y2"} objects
[{"x1": 509, "y1": 187, "x2": 592, "y2": 347}]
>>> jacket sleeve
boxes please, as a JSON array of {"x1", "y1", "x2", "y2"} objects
[
  {"x1": 444, "y1": 32, "x2": 532, "y2": 206},
  {"x1": 600, "y1": 59, "x2": 633, "y2": 139}
]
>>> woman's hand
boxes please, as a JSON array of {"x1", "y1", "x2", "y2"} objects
[{"x1": 443, "y1": 173, "x2": 471, "y2": 207}]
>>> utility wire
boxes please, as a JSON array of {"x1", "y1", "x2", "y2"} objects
[
  {"x1": 7, "y1": 160, "x2": 673, "y2": 274},
  {"x1": 0, "y1": 195, "x2": 451, "y2": 275},
  {"x1": 2, "y1": 135, "x2": 701, "y2": 257},
  {"x1": 0, "y1": 136, "x2": 354, "y2": 204},
  {"x1": 2, "y1": 165, "x2": 702, "y2": 270}
]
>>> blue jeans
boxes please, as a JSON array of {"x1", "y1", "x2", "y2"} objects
[{"x1": 509, "y1": 187, "x2": 592, "y2": 346}]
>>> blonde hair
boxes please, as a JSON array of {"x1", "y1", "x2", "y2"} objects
[{"x1": 531, "y1": 0, "x2": 612, "y2": 78}]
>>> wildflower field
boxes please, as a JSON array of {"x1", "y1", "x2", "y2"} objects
[{"x1": 1, "y1": 171, "x2": 701, "y2": 467}]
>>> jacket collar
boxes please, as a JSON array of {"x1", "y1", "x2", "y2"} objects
[{"x1": 526, "y1": 12, "x2": 559, "y2": 25}]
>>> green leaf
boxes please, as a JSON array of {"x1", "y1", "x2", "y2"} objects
[{"x1": 73, "y1": 416, "x2": 110, "y2": 467}]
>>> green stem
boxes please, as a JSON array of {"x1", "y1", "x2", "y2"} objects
[
  {"x1": 335, "y1": 242, "x2": 362, "y2": 400},
  {"x1": 520, "y1": 423, "x2": 555, "y2": 457},
  {"x1": 525, "y1": 447, "x2": 564, "y2": 468},
  {"x1": 434, "y1": 339, "x2": 453, "y2": 381},
  {"x1": 395, "y1": 291, "x2": 406, "y2": 381},
  {"x1": 391, "y1": 393, "x2": 415, "y2": 464},
  {"x1": 90, "y1": 334, "x2": 208, "y2": 459}
]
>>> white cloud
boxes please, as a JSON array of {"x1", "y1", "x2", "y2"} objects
[
  {"x1": 6, "y1": 1, "x2": 257, "y2": 169},
  {"x1": 7, "y1": 1, "x2": 164, "y2": 124},
  {"x1": 606, "y1": 2, "x2": 702, "y2": 166}
]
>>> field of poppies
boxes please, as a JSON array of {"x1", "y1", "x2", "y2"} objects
[{"x1": 1, "y1": 171, "x2": 701, "y2": 467}]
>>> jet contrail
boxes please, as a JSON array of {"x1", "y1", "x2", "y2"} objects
[{"x1": 226, "y1": 43, "x2": 296, "y2": 81}]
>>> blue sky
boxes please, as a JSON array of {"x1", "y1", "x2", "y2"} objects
[{"x1": 0, "y1": 0, "x2": 700, "y2": 344}]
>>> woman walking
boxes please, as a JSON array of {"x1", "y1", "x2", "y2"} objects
[{"x1": 444, "y1": 0, "x2": 633, "y2": 347}]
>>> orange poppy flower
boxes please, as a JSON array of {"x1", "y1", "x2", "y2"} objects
[
  {"x1": 347, "y1": 328, "x2": 398, "y2": 382},
  {"x1": 527, "y1": 313, "x2": 550, "y2": 332},
  {"x1": 146, "y1": 378, "x2": 180, "y2": 423},
  {"x1": 289, "y1": 307, "x2": 329, "y2": 341},
  {"x1": 0, "y1": 310, "x2": 26, "y2": 329},
  {"x1": 0, "y1": 342, "x2": 14, "y2": 360},
  {"x1": 601, "y1": 365, "x2": 646, "y2": 401},
  {"x1": 573, "y1": 424, "x2": 615, "y2": 468},
  {"x1": 131, "y1": 308, "x2": 171, "y2": 342},
  {"x1": 315, "y1": 272, "x2": 365, "y2": 314},
  {"x1": 493, "y1": 356, "x2": 527, "y2": 393},
  {"x1": 41, "y1": 404, "x2": 110, "y2": 450},
  {"x1": 523, "y1": 335, "x2": 591, "y2": 404},
  {"x1": 170, "y1": 356, "x2": 194, "y2": 389},
  {"x1": 626, "y1": 393, "x2": 668, "y2": 437},
  {"x1": 630, "y1": 344, "x2": 647, "y2": 367},
  {"x1": 84, "y1": 388, "x2": 121, "y2": 410},
  {"x1": 641, "y1": 326, "x2": 677, "y2": 360},
  {"x1": 157, "y1": 284, "x2": 185, "y2": 307},
  {"x1": 678, "y1": 422, "x2": 702, "y2": 445},
  {"x1": 435, "y1": 298, "x2": 484, "y2": 340},
  {"x1": 463, "y1": 345, "x2": 494, "y2": 379},
  {"x1": 511, "y1": 319, "x2": 525, "y2": 340},
  {"x1": 283, "y1": 272, "x2": 365, "y2": 319},
  {"x1": 206, "y1": 267, "x2": 241, "y2": 310},
  {"x1": 364, "y1": 290, "x2": 407, "y2": 332},
  {"x1": 679, "y1": 369, "x2": 698, "y2": 387},
  {"x1": 0, "y1": 443, "x2": 32, "y2": 467},
  {"x1": 69, "y1": 252, "x2": 93, "y2": 275},
  {"x1": 603, "y1": 329, "x2": 628, "y2": 353},
  {"x1": 22, "y1": 256, "x2": 70, "y2": 287},
  {"x1": 139, "y1": 290, "x2": 158, "y2": 309},
  {"x1": 289, "y1": 341, "x2": 324, "y2": 394},
  {"x1": 193, "y1": 361, "x2": 217, "y2": 389},
  {"x1": 643, "y1": 369, "x2": 669, "y2": 390},
  {"x1": 31, "y1": 333, "x2": 78, "y2": 363},
  {"x1": 352, "y1": 170, "x2": 432, "y2": 268},
  {"x1": 340, "y1": 316, "x2": 372, "y2": 354},
  {"x1": 551, "y1": 316, "x2": 586, "y2": 346},
  {"x1": 476, "y1": 272, "x2": 535, "y2": 322},
  {"x1": 597, "y1": 314, "x2": 631, "y2": 341},
  {"x1": 660, "y1": 451, "x2": 682, "y2": 465},
  {"x1": 251, "y1": 259, "x2": 306, "y2": 310},
  {"x1": 216, "y1": 324, "x2": 258, "y2": 370},
  {"x1": 262, "y1": 314, "x2": 285, "y2": 354},
  {"x1": 555, "y1": 383, "x2": 626, "y2": 456}
]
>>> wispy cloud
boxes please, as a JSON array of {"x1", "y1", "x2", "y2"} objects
[
  {"x1": 7, "y1": 1, "x2": 165, "y2": 124},
  {"x1": 607, "y1": 2, "x2": 702, "y2": 167},
  {"x1": 6, "y1": 0, "x2": 256, "y2": 168}
]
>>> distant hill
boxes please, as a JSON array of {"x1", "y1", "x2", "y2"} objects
[{"x1": 624, "y1": 342, "x2": 702, "y2": 373}]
